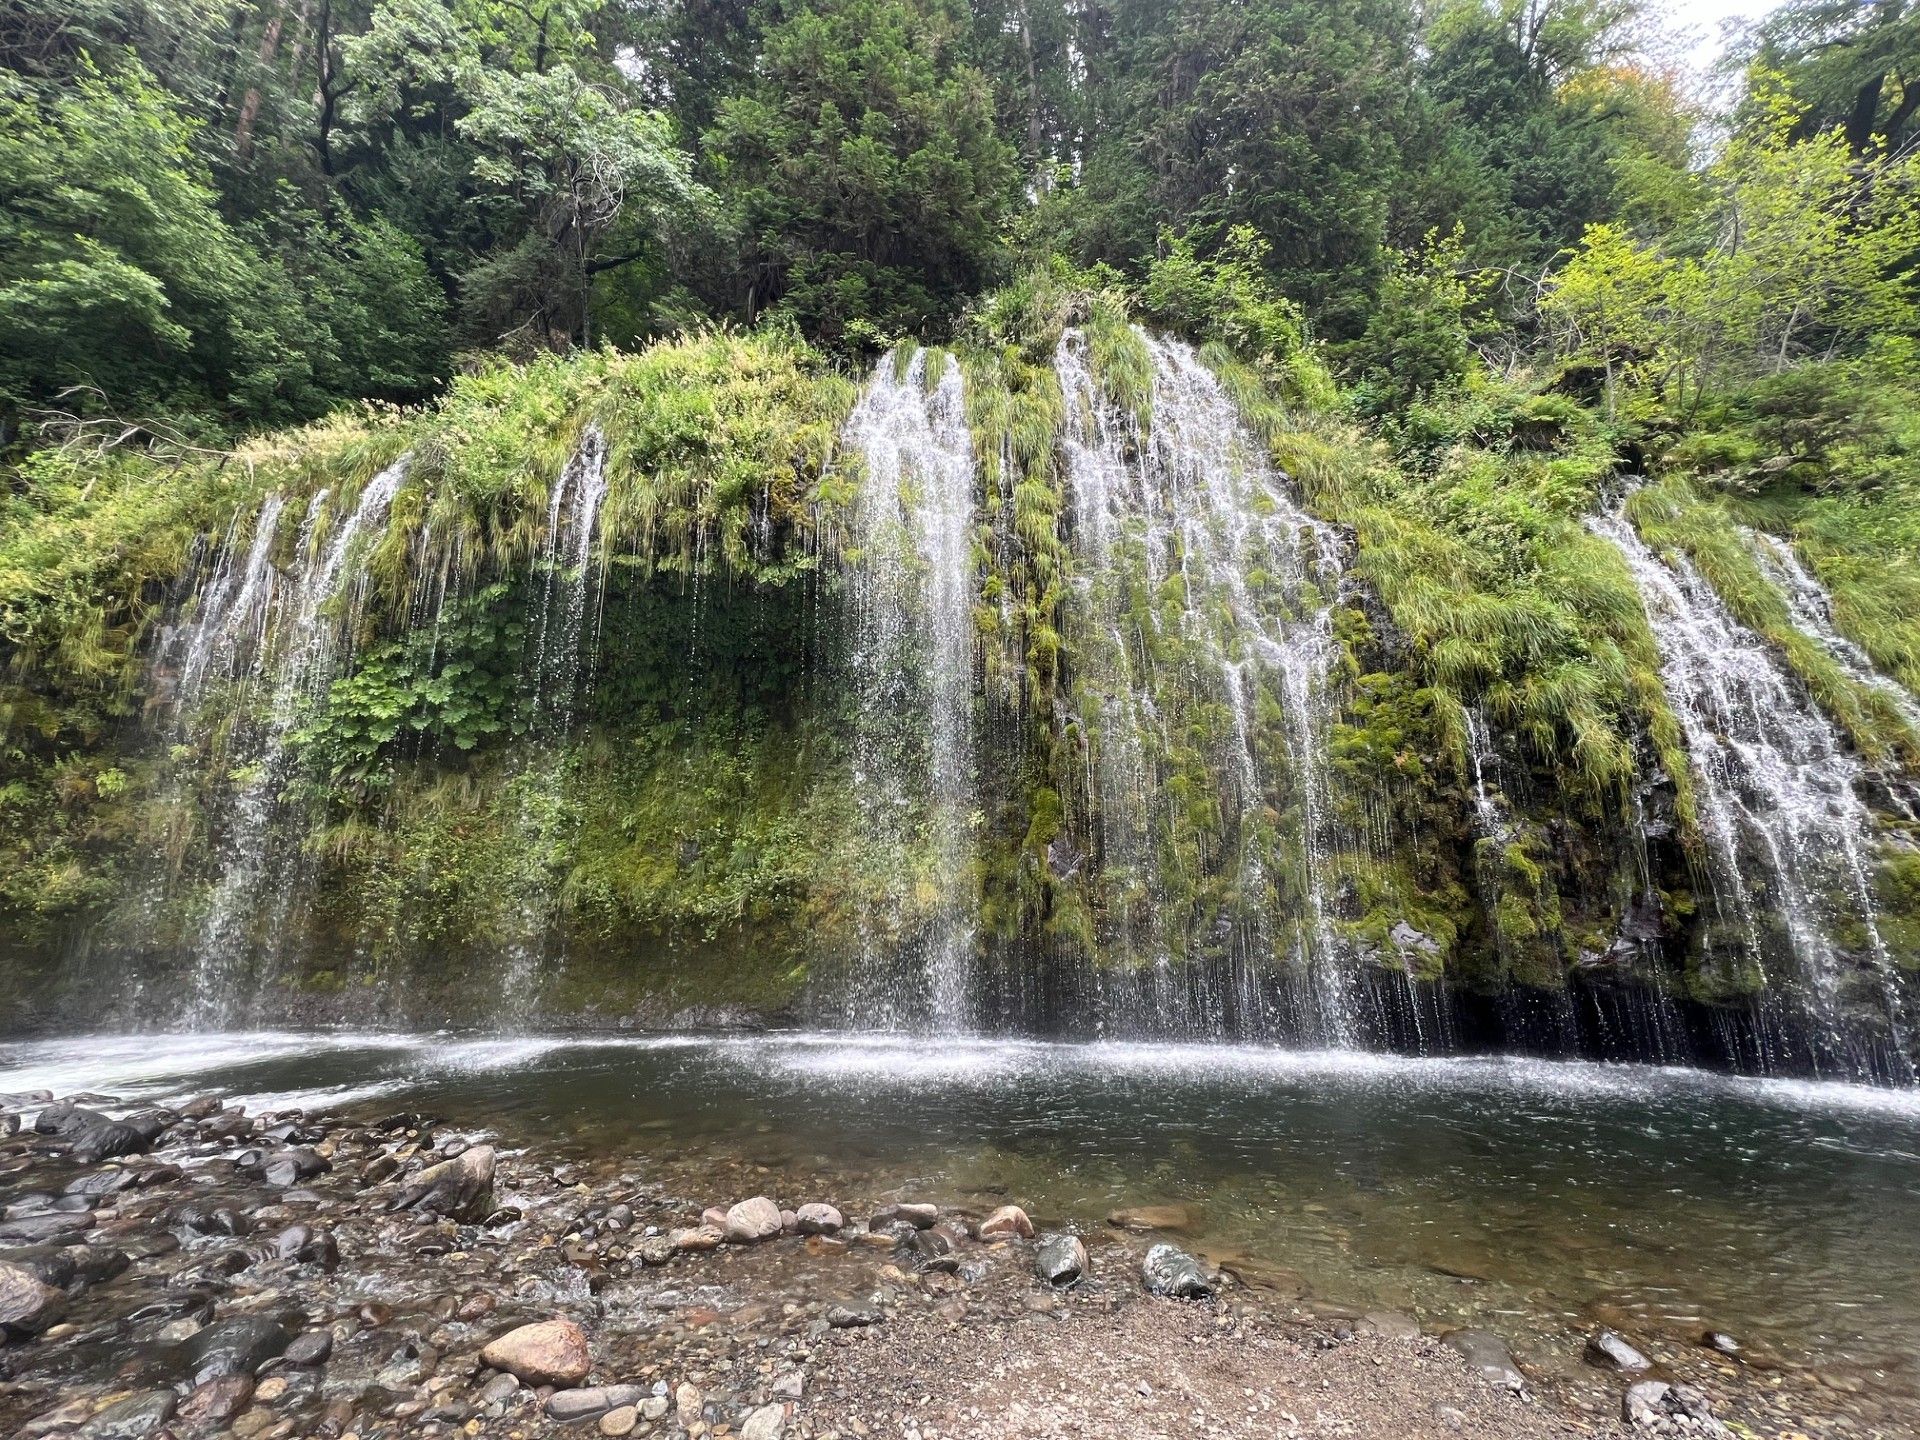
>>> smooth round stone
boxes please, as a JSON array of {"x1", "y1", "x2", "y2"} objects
[{"x1": 600, "y1": 1404, "x2": 639, "y2": 1436}]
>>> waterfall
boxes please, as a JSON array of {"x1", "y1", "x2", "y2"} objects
[
  {"x1": 1747, "y1": 529, "x2": 1920, "y2": 736},
  {"x1": 1055, "y1": 329, "x2": 1354, "y2": 1041},
  {"x1": 1590, "y1": 499, "x2": 1909, "y2": 1078},
  {"x1": 165, "y1": 460, "x2": 411, "y2": 1024},
  {"x1": 499, "y1": 426, "x2": 611, "y2": 1017},
  {"x1": 843, "y1": 349, "x2": 980, "y2": 1031}
]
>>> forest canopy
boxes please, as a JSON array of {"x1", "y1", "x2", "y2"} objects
[{"x1": 0, "y1": 0, "x2": 1915, "y2": 456}]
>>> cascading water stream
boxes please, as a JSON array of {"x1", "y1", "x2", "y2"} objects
[
  {"x1": 843, "y1": 349, "x2": 980, "y2": 1032},
  {"x1": 499, "y1": 426, "x2": 611, "y2": 1019},
  {"x1": 1747, "y1": 528, "x2": 1920, "y2": 736},
  {"x1": 1055, "y1": 329, "x2": 1354, "y2": 1041},
  {"x1": 1590, "y1": 499, "x2": 1910, "y2": 1079},
  {"x1": 163, "y1": 460, "x2": 412, "y2": 1025}
]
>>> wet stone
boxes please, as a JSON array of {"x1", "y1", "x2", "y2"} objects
[
  {"x1": 178, "y1": 1374, "x2": 255, "y2": 1426},
  {"x1": 795, "y1": 1203, "x2": 843, "y2": 1235},
  {"x1": 1588, "y1": 1327, "x2": 1652, "y2": 1372},
  {"x1": 284, "y1": 1328, "x2": 334, "y2": 1365},
  {"x1": 825, "y1": 1304, "x2": 882, "y2": 1329},
  {"x1": 480, "y1": 1316, "x2": 592, "y2": 1387},
  {"x1": 977, "y1": 1204, "x2": 1033, "y2": 1241},
  {"x1": 547, "y1": 1383, "x2": 648, "y2": 1421},
  {"x1": 871, "y1": 1202, "x2": 938, "y2": 1230},
  {"x1": 724, "y1": 1197, "x2": 783, "y2": 1244},
  {"x1": 0, "y1": 1260, "x2": 66, "y2": 1334},
  {"x1": 1034, "y1": 1233, "x2": 1087, "y2": 1288},
  {"x1": 1444, "y1": 1329, "x2": 1527, "y2": 1394},
  {"x1": 184, "y1": 1314, "x2": 292, "y2": 1383},
  {"x1": 1141, "y1": 1242, "x2": 1212, "y2": 1299},
  {"x1": 74, "y1": 1390, "x2": 179, "y2": 1439}
]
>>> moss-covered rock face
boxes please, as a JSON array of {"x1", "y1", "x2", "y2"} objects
[{"x1": 1, "y1": 294, "x2": 1916, "y2": 1073}]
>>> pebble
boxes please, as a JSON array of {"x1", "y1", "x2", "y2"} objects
[{"x1": 600, "y1": 1405, "x2": 639, "y2": 1436}]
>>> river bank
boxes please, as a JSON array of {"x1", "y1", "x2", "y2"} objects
[{"x1": 0, "y1": 1072, "x2": 1911, "y2": 1439}]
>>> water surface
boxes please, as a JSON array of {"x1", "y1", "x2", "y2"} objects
[{"x1": 5, "y1": 1030, "x2": 1917, "y2": 1395}]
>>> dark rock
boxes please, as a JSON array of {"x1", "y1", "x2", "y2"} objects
[
  {"x1": 0, "y1": 1211, "x2": 93, "y2": 1243},
  {"x1": 184, "y1": 1314, "x2": 292, "y2": 1383},
  {"x1": 1587, "y1": 1328, "x2": 1651, "y2": 1372},
  {"x1": 34, "y1": 1101, "x2": 105, "y2": 1137},
  {"x1": 825, "y1": 1304, "x2": 881, "y2": 1329},
  {"x1": 901, "y1": 1228, "x2": 958, "y2": 1273},
  {"x1": 0, "y1": 1113, "x2": 16, "y2": 1139},
  {"x1": 1444, "y1": 1329, "x2": 1526, "y2": 1393},
  {"x1": 74, "y1": 1390, "x2": 178, "y2": 1439},
  {"x1": 1034, "y1": 1233, "x2": 1087, "y2": 1287},
  {"x1": 388, "y1": 1144, "x2": 495, "y2": 1223},
  {"x1": 263, "y1": 1147, "x2": 331, "y2": 1186},
  {"x1": 0, "y1": 1246, "x2": 76, "y2": 1289},
  {"x1": 173, "y1": 1199, "x2": 249, "y2": 1237},
  {"x1": 64, "y1": 1168, "x2": 141, "y2": 1197},
  {"x1": 179, "y1": 1095, "x2": 224, "y2": 1121},
  {"x1": 284, "y1": 1329, "x2": 334, "y2": 1366},
  {"x1": 0, "y1": 1260, "x2": 66, "y2": 1334},
  {"x1": 1142, "y1": 1242, "x2": 1212, "y2": 1299}
]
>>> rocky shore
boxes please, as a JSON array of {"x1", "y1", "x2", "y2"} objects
[{"x1": 0, "y1": 1088, "x2": 1906, "y2": 1439}]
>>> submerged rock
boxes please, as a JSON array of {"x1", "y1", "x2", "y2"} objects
[
  {"x1": 724, "y1": 1197, "x2": 783, "y2": 1243},
  {"x1": 871, "y1": 1202, "x2": 938, "y2": 1230},
  {"x1": 546, "y1": 1384, "x2": 647, "y2": 1421},
  {"x1": 825, "y1": 1304, "x2": 881, "y2": 1328},
  {"x1": 388, "y1": 1144, "x2": 495, "y2": 1222},
  {"x1": 1623, "y1": 1380, "x2": 1730, "y2": 1434},
  {"x1": 1034, "y1": 1233, "x2": 1087, "y2": 1287},
  {"x1": 73, "y1": 1390, "x2": 178, "y2": 1439},
  {"x1": 1587, "y1": 1327, "x2": 1651, "y2": 1372},
  {"x1": 1107, "y1": 1204, "x2": 1194, "y2": 1233},
  {"x1": 0, "y1": 1260, "x2": 66, "y2": 1334},
  {"x1": 184, "y1": 1315, "x2": 292, "y2": 1383},
  {"x1": 1142, "y1": 1242, "x2": 1212, "y2": 1299},
  {"x1": 1443, "y1": 1328, "x2": 1526, "y2": 1393},
  {"x1": 480, "y1": 1316, "x2": 592, "y2": 1387}
]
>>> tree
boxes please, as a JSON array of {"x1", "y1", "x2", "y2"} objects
[
  {"x1": 705, "y1": 0, "x2": 1016, "y2": 348},
  {"x1": 457, "y1": 62, "x2": 699, "y2": 347}
]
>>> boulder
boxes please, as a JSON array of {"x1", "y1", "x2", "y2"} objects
[
  {"x1": 74, "y1": 1390, "x2": 178, "y2": 1439},
  {"x1": 0, "y1": 1261, "x2": 65, "y2": 1334},
  {"x1": 184, "y1": 1315, "x2": 292, "y2": 1384},
  {"x1": 480, "y1": 1316, "x2": 592, "y2": 1387},
  {"x1": 741, "y1": 1403, "x2": 787, "y2": 1440},
  {"x1": 671, "y1": 1225, "x2": 724, "y2": 1252},
  {"x1": 283, "y1": 1329, "x2": 334, "y2": 1366},
  {"x1": 724, "y1": 1197, "x2": 783, "y2": 1244},
  {"x1": 1034, "y1": 1233, "x2": 1087, "y2": 1287},
  {"x1": 978, "y1": 1205, "x2": 1033, "y2": 1241},
  {"x1": 1444, "y1": 1329, "x2": 1526, "y2": 1394},
  {"x1": 1142, "y1": 1242, "x2": 1212, "y2": 1299},
  {"x1": 795, "y1": 1203, "x2": 844, "y2": 1235},
  {"x1": 388, "y1": 1144, "x2": 495, "y2": 1223},
  {"x1": 1586, "y1": 1328, "x2": 1651, "y2": 1372}
]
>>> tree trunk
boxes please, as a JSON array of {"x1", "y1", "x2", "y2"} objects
[{"x1": 234, "y1": 9, "x2": 289, "y2": 160}]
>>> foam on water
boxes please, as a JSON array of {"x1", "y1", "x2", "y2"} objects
[{"x1": 8, "y1": 1029, "x2": 1917, "y2": 1124}]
